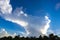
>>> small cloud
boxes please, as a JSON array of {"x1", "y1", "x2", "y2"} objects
[
  {"x1": 24, "y1": 13, "x2": 28, "y2": 17},
  {"x1": 0, "y1": 28, "x2": 17, "y2": 38},
  {"x1": 0, "y1": 28, "x2": 9, "y2": 38},
  {"x1": 55, "y1": 3, "x2": 60, "y2": 10}
]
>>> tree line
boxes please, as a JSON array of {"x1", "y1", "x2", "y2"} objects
[{"x1": 0, "y1": 34, "x2": 60, "y2": 40}]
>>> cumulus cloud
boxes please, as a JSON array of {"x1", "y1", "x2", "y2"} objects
[
  {"x1": 0, "y1": 0, "x2": 51, "y2": 37},
  {"x1": 0, "y1": 0, "x2": 12, "y2": 14},
  {"x1": 26, "y1": 15, "x2": 51, "y2": 37},
  {"x1": 0, "y1": 28, "x2": 17, "y2": 38},
  {"x1": 55, "y1": 3, "x2": 60, "y2": 10},
  {"x1": 40, "y1": 16, "x2": 51, "y2": 35},
  {"x1": 0, "y1": 28, "x2": 9, "y2": 38}
]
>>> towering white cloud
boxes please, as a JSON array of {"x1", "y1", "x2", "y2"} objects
[
  {"x1": 0, "y1": 0, "x2": 51, "y2": 37},
  {"x1": 0, "y1": 0, "x2": 12, "y2": 14},
  {"x1": 26, "y1": 15, "x2": 51, "y2": 37},
  {"x1": 40, "y1": 16, "x2": 51, "y2": 35}
]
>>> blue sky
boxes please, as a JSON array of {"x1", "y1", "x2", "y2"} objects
[{"x1": 0, "y1": 0, "x2": 60, "y2": 37}]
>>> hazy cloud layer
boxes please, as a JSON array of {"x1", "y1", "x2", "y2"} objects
[{"x1": 0, "y1": 0, "x2": 51, "y2": 37}]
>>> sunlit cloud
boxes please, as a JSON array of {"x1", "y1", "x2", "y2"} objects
[
  {"x1": 40, "y1": 16, "x2": 51, "y2": 35},
  {"x1": 0, "y1": 0, "x2": 51, "y2": 37},
  {"x1": 0, "y1": 28, "x2": 17, "y2": 38},
  {"x1": 0, "y1": 0, "x2": 12, "y2": 14},
  {"x1": 0, "y1": 28, "x2": 9, "y2": 38},
  {"x1": 5, "y1": 19, "x2": 28, "y2": 27}
]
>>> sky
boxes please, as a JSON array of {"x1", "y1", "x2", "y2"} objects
[{"x1": 0, "y1": 0, "x2": 60, "y2": 38}]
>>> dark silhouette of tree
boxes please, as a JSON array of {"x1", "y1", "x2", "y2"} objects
[
  {"x1": 13, "y1": 35, "x2": 20, "y2": 40},
  {"x1": 39, "y1": 35, "x2": 42, "y2": 40},
  {"x1": 0, "y1": 33, "x2": 60, "y2": 40},
  {"x1": 49, "y1": 33, "x2": 55, "y2": 40},
  {"x1": 54, "y1": 35, "x2": 60, "y2": 40},
  {"x1": 43, "y1": 35, "x2": 49, "y2": 40},
  {"x1": 7, "y1": 36, "x2": 12, "y2": 40}
]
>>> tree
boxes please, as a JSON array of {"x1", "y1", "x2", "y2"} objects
[
  {"x1": 49, "y1": 33, "x2": 55, "y2": 40},
  {"x1": 39, "y1": 35, "x2": 42, "y2": 40}
]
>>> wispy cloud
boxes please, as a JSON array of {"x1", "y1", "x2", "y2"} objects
[
  {"x1": 0, "y1": 0, "x2": 51, "y2": 37},
  {"x1": 55, "y1": 3, "x2": 60, "y2": 10}
]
